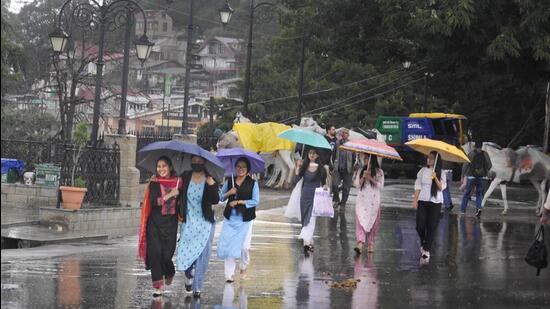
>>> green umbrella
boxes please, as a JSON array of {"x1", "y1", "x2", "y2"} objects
[{"x1": 277, "y1": 128, "x2": 331, "y2": 150}]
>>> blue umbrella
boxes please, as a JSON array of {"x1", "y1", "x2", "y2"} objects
[
  {"x1": 137, "y1": 140, "x2": 224, "y2": 182},
  {"x1": 216, "y1": 148, "x2": 265, "y2": 176},
  {"x1": 278, "y1": 128, "x2": 331, "y2": 149}
]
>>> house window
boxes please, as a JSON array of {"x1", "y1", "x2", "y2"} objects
[
  {"x1": 162, "y1": 23, "x2": 168, "y2": 32},
  {"x1": 218, "y1": 44, "x2": 224, "y2": 54},
  {"x1": 208, "y1": 43, "x2": 217, "y2": 54}
]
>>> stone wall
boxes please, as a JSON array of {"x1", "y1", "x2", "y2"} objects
[
  {"x1": 1, "y1": 183, "x2": 58, "y2": 208},
  {"x1": 104, "y1": 134, "x2": 141, "y2": 208},
  {"x1": 39, "y1": 207, "x2": 141, "y2": 238}
]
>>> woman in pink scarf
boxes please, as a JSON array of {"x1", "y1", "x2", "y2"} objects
[{"x1": 353, "y1": 155, "x2": 384, "y2": 255}]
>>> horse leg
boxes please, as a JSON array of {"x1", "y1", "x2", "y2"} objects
[
  {"x1": 482, "y1": 178, "x2": 498, "y2": 210},
  {"x1": 275, "y1": 156, "x2": 286, "y2": 189},
  {"x1": 500, "y1": 183, "x2": 509, "y2": 215},
  {"x1": 278, "y1": 150, "x2": 295, "y2": 189},
  {"x1": 533, "y1": 179, "x2": 545, "y2": 216}
]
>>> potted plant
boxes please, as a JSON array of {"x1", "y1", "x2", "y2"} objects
[{"x1": 59, "y1": 123, "x2": 88, "y2": 210}]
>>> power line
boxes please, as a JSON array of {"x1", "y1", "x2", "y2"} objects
[
  {"x1": 276, "y1": 66, "x2": 427, "y2": 123},
  {"x1": 281, "y1": 76, "x2": 425, "y2": 124},
  {"x1": 220, "y1": 64, "x2": 426, "y2": 112}
]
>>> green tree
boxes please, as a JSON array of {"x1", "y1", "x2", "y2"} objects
[
  {"x1": 246, "y1": 0, "x2": 549, "y2": 146},
  {"x1": 1, "y1": 0, "x2": 24, "y2": 95}
]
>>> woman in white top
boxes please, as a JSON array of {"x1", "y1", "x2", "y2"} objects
[{"x1": 412, "y1": 151, "x2": 447, "y2": 260}]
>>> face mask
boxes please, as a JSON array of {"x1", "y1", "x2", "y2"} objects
[{"x1": 191, "y1": 163, "x2": 205, "y2": 173}]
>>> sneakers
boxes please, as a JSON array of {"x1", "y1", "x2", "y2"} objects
[
  {"x1": 475, "y1": 209, "x2": 482, "y2": 217},
  {"x1": 152, "y1": 288, "x2": 163, "y2": 297},
  {"x1": 420, "y1": 247, "x2": 430, "y2": 259},
  {"x1": 193, "y1": 291, "x2": 201, "y2": 298},
  {"x1": 226, "y1": 276, "x2": 234, "y2": 283},
  {"x1": 354, "y1": 247, "x2": 362, "y2": 255},
  {"x1": 184, "y1": 275, "x2": 193, "y2": 292},
  {"x1": 367, "y1": 245, "x2": 375, "y2": 253}
]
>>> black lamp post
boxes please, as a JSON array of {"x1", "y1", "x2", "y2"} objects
[
  {"x1": 423, "y1": 72, "x2": 434, "y2": 112},
  {"x1": 219, "y1": 0, "x2": 276, "y2": 118},
  {"x1": 49, "y1": 0, "x2": 154, "y2": 142},
  {"x1": 181, "y1": 0, "x2": 195, "y2": 135}
]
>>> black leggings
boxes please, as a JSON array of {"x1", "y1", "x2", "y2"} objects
[{"x1": 416, "y1": 201, "x2": 441, "y2": 251}]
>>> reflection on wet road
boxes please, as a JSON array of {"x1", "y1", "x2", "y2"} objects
[{"x1": 2, "y1": 206, "x2": 549, "y2": 308}]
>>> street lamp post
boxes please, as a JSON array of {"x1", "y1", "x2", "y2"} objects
[
  {"x1": 49, "y1": 0, "x2": 154, "y2": 142},
  {"x1": 219, "y1": 0, "x2": 275, "y2": 118},
  {"x1": 296, "y1": 34, "x2": 306, "y2": 125},
  {"x1": 422, "y1": 72, "x2": 434, "y2": 112},
  {"x1": 181, "y1": 0, "x2": 195, "y2": 135}
]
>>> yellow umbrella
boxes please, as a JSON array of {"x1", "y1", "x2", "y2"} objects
[{"x1": 405, "y1": 138, "x2": 470, "y2": 163}]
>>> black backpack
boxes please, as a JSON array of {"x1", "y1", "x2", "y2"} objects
[
  {"x1": 525, "y1": 226, "x2": 548, "y2": 276},
  {"x1": 471, "y1": 151, "x2": 488, "y2": 177}
]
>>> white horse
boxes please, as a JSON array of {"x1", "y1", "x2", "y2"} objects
[
  {"x1": 217, "y1": 114, "x2": 296, "y2": 189},
  {"x1": 462, "y1": 142, "x2": 549, "y2": 215},
  {"x1": 515, "y1": 146, "x2": 550, "y2": 215}
]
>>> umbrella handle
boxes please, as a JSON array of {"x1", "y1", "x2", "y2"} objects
[{"x1": 433, "y1": 152, "x2": 439, "y2": 175}]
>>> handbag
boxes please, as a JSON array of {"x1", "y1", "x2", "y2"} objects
[
  {"x1": 524, "y1": 226, "x2": 548, "y2": 276},
  {"x1": 285, "y1": 179, "x2": 303, "y2": 220},
  {"x1": 312, "y1": 187, "x2": 334, "y2": 218}
]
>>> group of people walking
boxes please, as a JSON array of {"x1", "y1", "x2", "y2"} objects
[
  {"x1": 138, "y1": 155, "x2": 259, "y2": 298},
  {"x1": 292, "y1": 125, "x2": 494, "y2": 264},
  {"x1": 290, "y1": 125, "x2": 385, "y2": 256},
  {"x1": 137, "y1": 125, "x2": 497, "y2": 297}
]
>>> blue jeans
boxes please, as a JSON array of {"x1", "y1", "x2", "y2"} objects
[
  {"x1": 184, "y1": 224, "x2": 215, "y2": 292},
  {"x1": 460, "y1": 177, "x2": 484, "y2": 211}
]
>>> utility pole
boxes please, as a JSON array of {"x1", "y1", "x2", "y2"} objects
[
  {"x1": 209, "y1": 96, "x2": 215, "y2": 129},
  {"x1": 422, "y1": 72, "x2": 433, "y2": 112},
  {"x1": 117, "y1": 10, "x2": 132, "y2": 135},
  {"x1": 296, "y1": 34, "x2": 306, "y2": 125},
  {"x1": 181, "y1": 0, "x2": 195, "y2": 134}
]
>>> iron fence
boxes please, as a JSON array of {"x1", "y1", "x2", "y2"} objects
[{"x1": 1, "y1": 139, "x2": 120, "y2": 205}]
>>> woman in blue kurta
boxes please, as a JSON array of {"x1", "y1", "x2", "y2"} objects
[
  {"x1": 218, "y1": 157, "x2": 260, "y2": 282},
  {"x1": 175, "y1": 155, "x2": 219, "y2": 298}
]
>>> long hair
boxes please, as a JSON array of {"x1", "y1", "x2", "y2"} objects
[
  {"x1": 429, "y1": 151, "x2": 442, "y2": 198},
  {"x1": 360, "y1": 155, "x2": 380, "y2": 190},
  {"x1": 299, "y1": 148, "x2": 318, "y2": 177},
  {"x1": 156, "y1": 156, "x2": 176, "y2": 177},
  {"x1": 299, "y1": 148, "x2": 326, "y2": 182}
]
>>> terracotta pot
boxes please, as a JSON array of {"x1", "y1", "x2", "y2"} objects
[{"x1": 59, "y1": 186, "x2": 87, "y2": 209}]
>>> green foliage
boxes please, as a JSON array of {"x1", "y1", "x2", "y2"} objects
[
  {"x1": 74, "y1": 176, "x2": 87, "y2": 188},
  {"x1": 246, "y1": 0, "x2": 549, "y2": 146},
  {"x1": 0, "y1": 106, "x2": 59, "y2": 140},
  {"x1": 72, "y1": 123, "x2": 89, "y2": 147},
  {"x1": 1, "y1": 1, "x2": 24, "y2": 93}
]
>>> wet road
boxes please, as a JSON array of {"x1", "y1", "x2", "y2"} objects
[{"x1": 2, "y1": 204, "x2": 549, "y2": 308}]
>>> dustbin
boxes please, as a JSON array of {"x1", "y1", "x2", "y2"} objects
[
  {"x1": 1, "y1": 158, "x2": 26, "y2": 183},
  {"x1": 35, "y1": 163, "x2": 61, "y2": 187}
]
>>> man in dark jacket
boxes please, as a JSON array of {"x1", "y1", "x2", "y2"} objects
[
  {"x1": 332, "y1": 128, "x2": 355, "y2": 211},
  {"x1": 460, "y1": 140, "x2": 492, "y2": 217}
]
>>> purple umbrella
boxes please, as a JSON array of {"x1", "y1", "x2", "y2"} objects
[{"x1": 216, "y1": 148, "x2": 265, "y2": 177}]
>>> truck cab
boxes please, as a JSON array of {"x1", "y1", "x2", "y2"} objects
[{"x1": 376, "y1": 113, "x2": 468, "y2": 179}]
